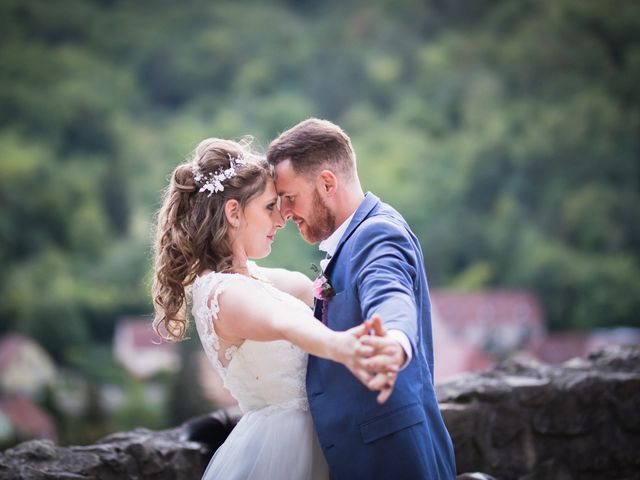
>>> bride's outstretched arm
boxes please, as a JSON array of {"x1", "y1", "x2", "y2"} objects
[{"x1": 210, "y1": 278, "x2": 374, "y2": 387}]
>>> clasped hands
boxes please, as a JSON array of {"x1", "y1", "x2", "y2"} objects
[{"x1": 342, "y1": 315, "x2": 406, "y2": 404}]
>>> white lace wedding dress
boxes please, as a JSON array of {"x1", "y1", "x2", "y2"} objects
[{"x1": 192, "y1": 266, "x2": 329, "y2": 480}]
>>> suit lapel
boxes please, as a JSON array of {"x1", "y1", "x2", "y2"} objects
[
  {"x1": 324, "y1": 192, "x2": 380, "y2": 278},
  {"x1": 313, "y1": 298, "x2": 323, "y2": 321}
]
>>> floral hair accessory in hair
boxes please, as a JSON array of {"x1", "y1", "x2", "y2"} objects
[{"x1": 192, "y1": 153, "x2": 247, "y2": 197}]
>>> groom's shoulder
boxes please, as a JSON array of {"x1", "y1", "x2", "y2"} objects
[
  {"x1": 353, "y1": 210, "x2": 411, "y2": 245},
  {"x1": 367, "y1": 198, "x2": 410, "y2": 229}
]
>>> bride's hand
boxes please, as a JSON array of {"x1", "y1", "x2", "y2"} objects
[{"x1": 331, "y1": 323, "x2": 376, "y2": 388}]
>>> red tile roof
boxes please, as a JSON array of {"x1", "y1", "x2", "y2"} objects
[
  {"x1": 0, "y1": 395, "x2": 57, "y2": 440},
  {"x1": 529, "y1": 328, "x2": 640, "y2": 364},
  {"x1": 430, "y1": 289, "x2": 547, "y2": 380},
  {"x1": 431, "y1": 289, "x2": 545, "y2": 331},
  {"x1": 116, "y1": 317, "x2": 173, "y2": 350}
]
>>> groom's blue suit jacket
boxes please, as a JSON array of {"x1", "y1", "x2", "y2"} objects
[{"x1": 308, "y1": 193, "x2": 456, "y2": 480}]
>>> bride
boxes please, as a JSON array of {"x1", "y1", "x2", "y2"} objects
[{"x1": 151, "y1": 137, "x2": 379, "y2": 479}]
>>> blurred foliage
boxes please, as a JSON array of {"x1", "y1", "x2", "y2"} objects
[
  {"x1": 113, "y1": 379, "x2": 168, "y2": 433},
  {"x1": 0, "y1": 0, "x2": 639, "y2": 373}
]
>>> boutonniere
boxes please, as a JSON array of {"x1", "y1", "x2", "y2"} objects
[
  {"x1": 310, "y1": 263, "x2": 335, "y2": 325},
  {"x1": 310, "y1": 263, "x2": 336, "y2": 301}
]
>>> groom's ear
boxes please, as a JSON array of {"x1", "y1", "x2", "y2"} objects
[
  {"x1": 317, "y1": 170, "x2": 338, "y2": 196},
  {"x1": 224, "y1": 199, "x2": 241, "y2": 226}
]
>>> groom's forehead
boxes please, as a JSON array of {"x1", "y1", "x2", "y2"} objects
[
  {"x1": 275, "y1": 178, "x2": 306, "y2": 196},
  {"x1": 274, "y1": 171, "x2": 298, "y2": 191},
  {"x1": 274, "y1": 159, "x2": 304, "y2": 181},
  {"x1": 273, "y1": 180, "x2": 291, "y2": 195}
]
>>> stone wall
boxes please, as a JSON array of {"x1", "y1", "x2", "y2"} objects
[
  {"x1": 1, "y1": 346, "x2": 638, "y2": 480},
  {"x1": 0, "y1": 410, "x2": 238, "y2": 480},
  {"x1": 439, "y1": 345, "x2": 640, "y2": 480}
]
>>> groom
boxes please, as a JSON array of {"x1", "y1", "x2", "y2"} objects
[{"x1": 267, "y1": 118, "x2": 456, "y2": 479}]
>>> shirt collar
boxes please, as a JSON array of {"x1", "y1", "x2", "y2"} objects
[{"x1": 318, "y1": 199, "x2": 363, "y2": 257}]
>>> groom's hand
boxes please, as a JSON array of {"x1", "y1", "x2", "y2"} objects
[{"x1": 360, "y1": 315, "x2": 406, "y2": 404}]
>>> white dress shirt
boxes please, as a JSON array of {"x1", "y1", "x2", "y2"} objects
[{"x1": 318, "y1": 206, "x2": 413, "y2": 368}]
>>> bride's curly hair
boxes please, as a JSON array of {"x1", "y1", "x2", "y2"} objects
[{"x1": 152, "y1": 137, "x2": 273, "y2": 341}]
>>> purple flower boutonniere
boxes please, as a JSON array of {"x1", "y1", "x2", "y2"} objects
[{"x1": 310, "y1": 263, "x2": 335, "y2": 324}]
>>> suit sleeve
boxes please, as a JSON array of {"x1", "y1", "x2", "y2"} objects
[{"x1": 351, "y1": 219, "x2": 419, "y2": 352}]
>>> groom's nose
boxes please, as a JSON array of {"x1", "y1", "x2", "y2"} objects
[
  {"x1": 279, "y1": 201, "x2": 293, "y2": 220},
  {"x1": 274, "y1": 208, "x2": 285, "y2": 228}
]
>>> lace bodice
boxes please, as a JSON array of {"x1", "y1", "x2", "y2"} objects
[{"x1": 192, "y1": 265, "x2": 313, "y2": 414}]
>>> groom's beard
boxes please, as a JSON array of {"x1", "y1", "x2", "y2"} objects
[{"x1": 299, "y1": 189, "x2": 336, "y2": 244}]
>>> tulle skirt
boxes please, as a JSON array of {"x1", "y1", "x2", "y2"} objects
[{"x1": 202, "y1": 405, "x2": 329, "y2": 480}]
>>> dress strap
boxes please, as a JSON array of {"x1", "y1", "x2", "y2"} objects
[
  {"x1": 195, "y1": 271, "x2": 255, "y2": 319},
  {"x1": 207, "y1": 277, "x2": 227, "y2": 321},
  {"x1": 193, "y1": 272, "x2": 255, "y2": 370}
]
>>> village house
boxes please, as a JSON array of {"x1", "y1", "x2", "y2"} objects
[
  {"x1": 430, "y1": 289, "x2": 546, "y2": 382},
  {"x1": 528, "y1": 327, "x2": 640, "y2": 364},
  {"x1": 0, "y1": 333, "x2": 58, "y2": 444},
  {"x1": 113, "y1": 316, "x2": 180, "y2": 379},
  {"x1": 430, "y1": 289, "x2": 639, "y2": 381},
  {"x1": 0, "y1": 333, "x2": 57, "y2": 396}
]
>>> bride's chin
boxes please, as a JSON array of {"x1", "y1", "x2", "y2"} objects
[{"x1": 250, "y1": 248, "x2": 270, "y2": 259}]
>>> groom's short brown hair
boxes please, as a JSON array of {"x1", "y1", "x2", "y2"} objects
[{"x1": 267, "y1": 118, "x2": 356, "y2": 181}]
